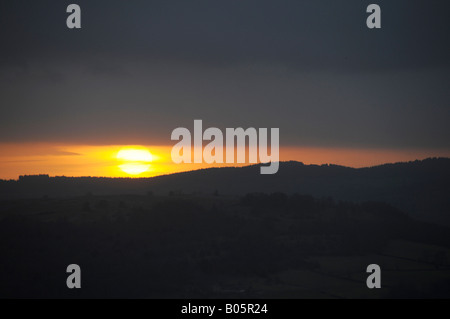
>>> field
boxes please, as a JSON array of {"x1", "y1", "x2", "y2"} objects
[{"x1": 1, "y1": 193, "x2": 449, "y2": 298}]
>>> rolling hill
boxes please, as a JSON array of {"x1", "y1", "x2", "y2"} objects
[{"x1": 1, "y1": 157, "x2": 449, "y2": 224}]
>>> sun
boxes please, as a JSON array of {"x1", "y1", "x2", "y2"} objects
[
  {"x1": 117, "y1": 147, "x2": 153, "y2": 176},
  {"x1": 117, "y1": 149, "x2": 153, "y2": 162},
  {"x1": 118, "y1": 163, "x2": 151, "y2": 175}
]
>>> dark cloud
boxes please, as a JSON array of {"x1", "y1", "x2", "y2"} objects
[
  {"x1": 0, "y1": 0, "x2": 449, "y2": 149},
  {"x1": 1, "y1": 0, "x2": 449, "y2": 70}
]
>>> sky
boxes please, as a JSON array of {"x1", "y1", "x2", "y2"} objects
[{"x1": 0, "y1": 0, "x2": 449, "y2": 179}]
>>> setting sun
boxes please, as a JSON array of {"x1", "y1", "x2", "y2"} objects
[
  {"x1": 117, "y1": 148, "x2": 153, "y2": 162},
  {"x1": 118, "y1": 163, "x2": 151, "y2": 175},
  {"x1": 117, "y1": 147, "x2": 153, "y2": 176}
]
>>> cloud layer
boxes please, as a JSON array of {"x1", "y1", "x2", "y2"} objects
[{"x1": 0, "y1": 0, "x2": 449, "y2": 148}]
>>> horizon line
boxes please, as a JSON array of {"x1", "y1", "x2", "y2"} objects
[{"x1": 3, "y1": 157, "x2": 448, "y2": 182}]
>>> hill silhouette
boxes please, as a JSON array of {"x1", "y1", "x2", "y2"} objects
[
  {"x1": 1, "y1": 157, "x2": 449, "y2": 224},
  {"x1": 1, "y1": 158, "x2": 450, "y2": 298}
]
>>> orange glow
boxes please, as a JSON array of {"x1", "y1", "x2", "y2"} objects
[
  {"x1": 280, "y1": 147, "x2": 450, "y2": 168},
  {"x1": 0, "y1": 143, "x2": 449, "y2": 180}
]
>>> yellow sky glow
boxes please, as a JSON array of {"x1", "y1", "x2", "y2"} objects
[{"x1": 0, "y1": 143, "x2": 449, "y2": 180}]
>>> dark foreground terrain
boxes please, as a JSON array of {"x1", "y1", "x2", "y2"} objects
[
  {"x1": 2, "y1": 158, "x2": 450, "y2": 224},
  {"x1": 1, "y1": 192, "x2": 449, "y2": 298}
]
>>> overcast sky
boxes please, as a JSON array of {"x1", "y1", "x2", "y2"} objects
[{"x1": 0, "y1": 0, "x2": 449, "y2": 149}]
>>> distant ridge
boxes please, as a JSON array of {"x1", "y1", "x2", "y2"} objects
[{"x1": 1, "y1": 158, "x2": 449, "y2": 223}]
